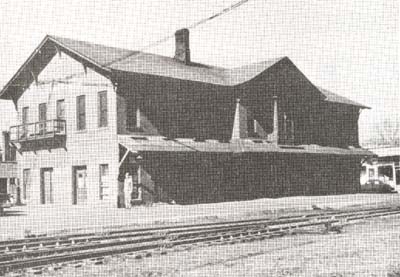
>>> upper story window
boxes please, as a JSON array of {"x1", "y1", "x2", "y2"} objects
[
  {"x1": 56, "y1": 99, "x2": 65, "y2": 120},
  {"x1": 98, "y1": 91, "x2": 108, "y2": 127},
  {"x1": 38, "y1": 103, "x2": 47, "y2": 121},
  {"x1": 76, "y1": 95, "x2": 86, "y2": 130},
  {"x1": 126, "y1": 98, "x2": 138, "y2": 132},
  {"x1": 247, "y1": 119, "x2": 259, "y2": 138},
  {"x1": 22, "y1": 107, "x2": 29, "y2": 124},
  {"x1": 283, "y1": 112, "x2": 295, "y2": 143},
  {"x1": 38, "y1": 103, "x2": 47, "y2": 135}
]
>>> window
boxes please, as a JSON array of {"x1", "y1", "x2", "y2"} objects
[
  {"x1": 38, "y1": 103, "x2": 47, "y2": 135},
  {"x1": 247, "y1": 119, "x2": 255, "y2": 137},
  {"x1": 76, "y1": 95, "x2": 86, "y2": 130},
  {"x1": 378, "y1": 165, "x2": 394, "y2": 181},
  {"x1": 283, "y1": 112, "x2": 295, "y2": 143},
  {"x1": 126, "y1": 98, "x2": 138, "y2": 131},
  {"x1": 99, "y1": 164, "x2": 109, "y2": 200},
  {"x1": 22, "y1": 107, "x2": 29, "y2": 124},
  {"x1": 56, "y1": 99, "x2": 65, "y2": 120},
  {"x1": 21, "y1": 107, "x2": 29, "y2": 139},
  {"x1": 22, "y1": 169, "x2": 31, "y2": 201},
  {"x1": 369, "y1": 168, "x2": 375, "y2": 178},
  {"x1": 98, "y1": 91, "x2": 108, "y2": 127},
  {"x1": 38, "y1": 103, "x2": 47, "y2": 121}
]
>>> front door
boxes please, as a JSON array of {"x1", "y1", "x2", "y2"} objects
[
  {"x1": 73, "y1": 167, "x2": 87, "y2": 204},
  {"x1": 40, "y1": 168, "x2": 53, "y2": 204},
  {"x1": 0, "y1": 179, "x2": 7, "y2": 194}
]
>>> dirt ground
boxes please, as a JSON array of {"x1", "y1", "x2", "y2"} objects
[
  {"x1": 1, "y1": 193, "x2": 399, "y2": 240},
  {"x1": 13, "y1": 214, "x2": 400, "y2": 277}
]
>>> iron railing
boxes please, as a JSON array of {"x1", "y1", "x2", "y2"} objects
[{"x1": 9, "y1": 119, "x2": 66, "y2": 142}]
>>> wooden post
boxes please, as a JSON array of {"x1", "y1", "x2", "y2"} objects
[{"x1": 270, "y1": 96, "x2": 279, "y2": 144}]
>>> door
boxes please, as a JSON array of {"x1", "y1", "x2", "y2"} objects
[
  {"x1": 0, "y1": 179, "x2": 7, "y2": 194},
  {"x1": 40, "y1": 168, "x2": 53, "y2": 204},
  {"x1": 396, "y1": 169, "x2": 400, "y2": 186},
  {"x1": 73, "y1": 166, "x2": 87, "y2": 204}
]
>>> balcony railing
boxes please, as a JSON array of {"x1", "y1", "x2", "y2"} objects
[{"x1": 10, "y1": 119, "x2": 66, "y2": 143}]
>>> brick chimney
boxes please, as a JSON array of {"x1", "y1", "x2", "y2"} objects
[{"x1": 174, "y1": 28, "x2": 190, "y2": 64}]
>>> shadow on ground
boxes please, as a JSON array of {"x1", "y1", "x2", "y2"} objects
[{"x1": 0, "y1": 210, "x2": 26, "y2": 217}]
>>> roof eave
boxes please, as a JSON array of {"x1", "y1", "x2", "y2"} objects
[{"x1": 0, "y1": 35, "x2": 113, "y2": 101}]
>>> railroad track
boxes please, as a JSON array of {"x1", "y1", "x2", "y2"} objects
[{"x1": 0, "y1": 206, "x2": 399, "y2": 275}]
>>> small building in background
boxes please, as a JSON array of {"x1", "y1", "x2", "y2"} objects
[{"x1": 361, "y1": 147, "x2": 400, "y2": 192}]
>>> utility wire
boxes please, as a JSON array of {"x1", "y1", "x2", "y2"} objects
[
  {"x1": 104, "y1": 0, "x2": 250, "y2": 66},
  {"x1": 11, "y1": 0, "x2": 251, "y2": 89}
]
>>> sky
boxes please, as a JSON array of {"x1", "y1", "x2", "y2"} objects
[{"x1": 0, "y1": 0, "x2": 398, "y2": 144}]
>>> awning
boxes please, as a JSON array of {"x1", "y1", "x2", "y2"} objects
[{"x1": 118, "y1": 135, "x2": 374, "y2": 157}]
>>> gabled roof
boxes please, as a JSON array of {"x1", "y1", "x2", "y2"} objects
[
  {"x1": 0, "y1": 35, "x2": 369, "y2": 110},
  {"x1": 318, "y1": 87, "x2": 370, "y2": 109},
  {"x1": 49, "y1": 36, "x2": 287, "y2": 86}
]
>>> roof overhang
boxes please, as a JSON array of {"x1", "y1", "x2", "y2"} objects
[
  {"x1": 118, "y1": 135, "x2": 374, "y2": 157},
  {"x1": 0, "y1": 36, "x2": 113, "y2": 103}
]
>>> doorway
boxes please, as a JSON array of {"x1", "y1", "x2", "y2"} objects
[
  {"x1": 0, "y1": 178, "x2": 7, "y2": 194},
  {"x1": 72, "y1": 166, "x2": 87, "y2": 205},
  {"x1": 40, "y1": 168, "x2": 53, "y2": 204}
]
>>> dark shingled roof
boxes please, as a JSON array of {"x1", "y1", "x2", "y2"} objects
[
  {"x1": 318, "y1": 87, "x2": 370, "y2": 109},
  {"x1": 49, "y1": 36, "x2": 285, "y2": 86},
  {"x1": 0, "y1": 35, "x2": 369, "y2": 110}
]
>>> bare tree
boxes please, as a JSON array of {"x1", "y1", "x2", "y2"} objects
[{"x1": 364, "y1": 118, "x2": 400, "y2": 147}]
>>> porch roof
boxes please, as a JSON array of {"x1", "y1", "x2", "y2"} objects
[{"x1": 118, "y1": 135, "x2": 374, "y2": 157}]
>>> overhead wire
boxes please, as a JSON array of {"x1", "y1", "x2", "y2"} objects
[{"x1": 17, "y1": 0, "x2": 251, "y2": 88}]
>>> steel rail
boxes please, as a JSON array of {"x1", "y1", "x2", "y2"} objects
[
  {"x1": 0, "y1": 207, "x2": 396, "y2": 258},
  {"x1": 0, "y1": 207, "x2": 399, "y2": 274},
  {"x1": 0, "y1": 205, "x2": 393, "y2": 252}
]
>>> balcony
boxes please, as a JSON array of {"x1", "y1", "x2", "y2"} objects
[{"x1": 10, "y1": 119, "x2": 66, "y2": 152}]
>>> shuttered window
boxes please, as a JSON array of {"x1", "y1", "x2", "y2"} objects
[
  {"x1": 98, "y1": 91, "x2": 108, "y2": 127},
  {"x1": 76, "y1": 95, "x2": 86, "y2": 130}
]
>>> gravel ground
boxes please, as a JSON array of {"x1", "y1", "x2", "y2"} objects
[
  {"x1": 8, "y1": 214, "x2": 400, "y2": 277},
  {"x1": 1, "y1": 193, "x2": 399, "y2": 240}
]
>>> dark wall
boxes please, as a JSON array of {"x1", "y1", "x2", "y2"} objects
[
  {"x1": 115, "y1": 58, "x2": 361, "y2": 148},
  {"x1": 140, "y1": 151, "x2": 362, "y2": 204},
  {"x1": 318, "y1": 103, "x2": 360, "y2": 147},
  {"x1": 116, "y1": 73, "x2": 236, "y2": 140}
]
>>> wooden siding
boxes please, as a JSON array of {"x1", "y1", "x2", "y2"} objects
[{"x1": 15, "y1": 54, "x2": 120, "y2": 206}]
